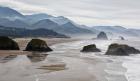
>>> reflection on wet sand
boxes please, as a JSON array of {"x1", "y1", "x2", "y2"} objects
[
  {"x1": 27, "y1": 52, "x2": 48, "y2": 62},
  {"x1": 0, "y1": 55, "x2": 17, "y2": 63}
]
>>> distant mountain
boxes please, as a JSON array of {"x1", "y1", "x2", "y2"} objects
[
  {"x1": 0, "y1": 18, "x2": 29, "y2": 28},
  {"x1": 50, "y1": 16, "x2": 71, "y2": 25},
  {"x1": 127, "y1": 29, "x2": 140, "y2": 36},
  {"x1": 2, "y1": 6, "x2": 140, "y2": 38},
  {"x1": 33, "y1": 20, "x2": 94, "y2": 35},
  {"x1": 0, "y1": 6, "x2": 95, "y2": 36},
  {"x1": 93, "y1": 26, "x2": 126, "y2": 32},
  {"x1": 90, "y1": 26, "x2": 139, "y2": 37},
  {"x1": 0, "y1": 6, "x2": 24, "y2": 19},
  {"x1": 32, "y1": 19, "x2": 58, "y2": 29},
  {"x1": 25, "y1": 14, "x2": 72, "y2": 25},
  {"x1": 58, "y1": 22, "x2": 94, "y2": 35},
  {"x1": 0, "y1": 25, "x2": 68, "y2": 38},
  {"x1": 24, "y1": 13, "x2": 53, "y2": 24}
]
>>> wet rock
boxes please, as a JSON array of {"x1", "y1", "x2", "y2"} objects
[
  {"x1": 81, "y1": 44, "x2": 101, "y2": 52},
  {"x1": 106, "y1": 43, "x2": 140, "y2": 56},
  {"x1": 25, "y1": 39, "x2": 53, "y2": 52},
  {"x1": 119, "y1": 36, "x2": 125, "y2": 40},
  {"x1": 97, "y1": 32, "x2": 108, "y2": 40},
  {"x1": 0, "y1": 36, "x2": 19, "y2": 50}
]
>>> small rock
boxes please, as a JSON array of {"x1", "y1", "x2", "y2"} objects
[
  {"x1": 119, "y1": 36, "x2": 125, "y2": 40},
  {"x1": 81, "y1": 44, "x2": 101, "y2": 52}
]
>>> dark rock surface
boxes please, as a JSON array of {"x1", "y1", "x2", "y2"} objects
[
  {"x1": 0, "y1": 36, "x2": 19, "y2": 50},
  {"x1": 25, "y1": 39, "x2": 53, "y2": 52},
  {"x1": 119, "y1": 36, "x2": 125, "y2": 40},
  {"x1": 106, "y1": 43, "x2": 140, "y2": 56},
  {"x1": 97, "y1": 32, "x2": 108, "y2": 40},
  {"x1": 81, "y1": 44, "x2": 101, "y2": 52}
]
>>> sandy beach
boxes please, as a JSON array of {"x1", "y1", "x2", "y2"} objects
[
  {"x1": 0, "y1": 38, "x2": 103, "y2": 81},
  {"x1": 0, "y1": 38, "x2": 139, "y2": 81}
]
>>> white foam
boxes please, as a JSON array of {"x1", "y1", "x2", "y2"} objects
[{"x1": 123, "y1": 55, "x2": 140, "y2": 81}]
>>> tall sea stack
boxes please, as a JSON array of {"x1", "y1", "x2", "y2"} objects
[{"x1": 97, "y1": 32, "x2": 108, "y2": 40}]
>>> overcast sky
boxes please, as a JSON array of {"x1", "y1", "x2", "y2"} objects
[{"x1": 0, "y1": 0, "x2": 140, "y2": 29}]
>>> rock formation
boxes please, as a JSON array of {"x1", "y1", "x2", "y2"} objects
[
  {"x1": 0, "y1": 36, "x2": 19, "y2": 50},
  {"x1": 119, "y1": 36, "x2": 125, "y2": 40},
  {"x1": 25, "y1": 39, "x2": 53, "y2": 52},
  {"x1": 97, "y1": 32, "x2": 108, "y2": 40},
  {"x1": 81, "y1": 44, "x2": 101, "y2": 52},
  {"x1": 106, "y1": 43, "x2": 140, "y2": 56}
]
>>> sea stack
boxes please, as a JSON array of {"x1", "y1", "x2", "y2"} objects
[
  {"x1": 0, "y1": 36, "x2": 19, "y2": 50},
  {"x1": 105, "y1": 43, "x2": 140, "y2": 56},
  {"x1": 119, "y1": 36, "x2": 125, "y2": 40},
  {"x1": 25, "y1": 39, "x2": 53, "y2": 52},
  {"x1": 97, "y1": 32, "x2": 108, "y2": 40},
  {"x1": 81, "y1": 44, "x2": 101, "y2": 52}
]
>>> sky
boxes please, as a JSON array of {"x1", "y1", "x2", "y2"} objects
[{"x1": 0, "y1": 0, "x2": 140, "y2": 29}]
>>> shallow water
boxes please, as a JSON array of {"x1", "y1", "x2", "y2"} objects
[{"x1": 0, "y1": 39, "x2": 140, "y2": 81}]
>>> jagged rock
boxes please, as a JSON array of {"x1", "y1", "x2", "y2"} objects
[
  {"x1": 97, "y1": 32, "x2": 108, "y2": 40},
  {"x1": 0, "y1": 36, "x2": 19, "y2": 50},
  {"x1": 106, "y1": 43, "x2": 140, "y2": 56},
  {"x1": 81, "y1": 44, "x2": 101, "y2": 52},
  {"x1": 25, "y1": 39, "x2": 53, "y2": 52},
  {"x1": 119, "y1": 36, "x2": 125, "y2": 40}
]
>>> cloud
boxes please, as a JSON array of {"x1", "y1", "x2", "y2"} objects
[{"x1": 0, "y1": 0, "x2": 140, "y2": 28}]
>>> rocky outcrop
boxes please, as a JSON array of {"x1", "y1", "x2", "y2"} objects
[
  {"x1": 25, "y1": 39, "x2": 53, "y2": 52},
  {"x1": 119, "y1": 36, "x2": 125, "y2": 40},
  {"x1": 81, "y1": 44, "x2": 101, "y2": 52},
  {"x1": 0, "y1": 36, "x2": 19, "y2": 50},
  {"x1": 97, "y1": 32, "x2": 108, "y2": 40},
  {"x1": 106, "y1": 43, "x2": 140, "y2": 56}
]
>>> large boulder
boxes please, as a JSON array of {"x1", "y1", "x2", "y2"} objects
[
  {"x1": 0, "y1": 36, "x2": 19, "y2": 50},
  {"x1": 81, "y1": 44, "x2": 101, "y2": 52},
  {"x1": 97, "y1": 32, "x2": 108, "y2": 40},
  {"x1": 106, "y1": 43, "x2": 140, "y2": 56},
  {"x1": 25, "y1": 39, "x2": 53, "y2": 52}
]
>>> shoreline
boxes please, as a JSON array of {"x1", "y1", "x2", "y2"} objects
[
  {"x1": 0, "y1": 38, "x2": 79, "y2": 55},
  {"x1": 0, "y1": 38, "x2": 132, "y2": 81}
]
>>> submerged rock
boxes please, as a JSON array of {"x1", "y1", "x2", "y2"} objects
[
  {"x1": 106, "y1": 43, "x2": 140, "y2": 56},
  {"x1": 97, "y1": 32, "x2": 108, "y2": 40},
  {"x1": 81, "y1": 44, "x2": 101, "y2": 52},
  {"x1": 0, "y1": 36, "x2": 19, "y2": 50},
  {"x1": 25, "y1": 39, "x2": 53, "y2": 52}
]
